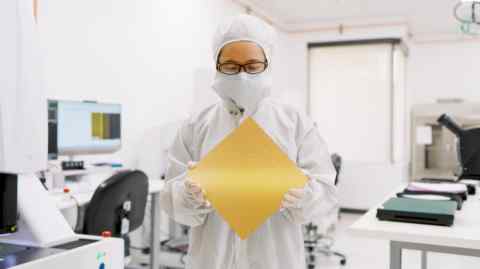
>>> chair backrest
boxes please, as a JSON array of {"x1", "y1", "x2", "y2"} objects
[
  {"x1": 331, "y1": 153, "x2": 342, "y2": 186},
  {"x1": 83, "y1": 170, "x2": 149, "y2": 236}
]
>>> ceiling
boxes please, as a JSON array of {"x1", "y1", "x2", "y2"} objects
[{"x1": 239, "y1": 0, "x2": 464, "y2": 35}]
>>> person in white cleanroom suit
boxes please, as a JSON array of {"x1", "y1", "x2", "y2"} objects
[{"x1": 159, "y1": 14, "x2": 338, "y2": 269}]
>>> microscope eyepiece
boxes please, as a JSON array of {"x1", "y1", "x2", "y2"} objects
[{"x1": 438, "y1": 114, "x2": 463, "y2": 137}]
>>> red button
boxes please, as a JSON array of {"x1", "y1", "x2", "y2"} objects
[
  {"x1": 101, "y1": 231, "x2": 112, "y2": 238},
  {"x1": 63, "y1": 187, "x2": 70, "y2": 193}
]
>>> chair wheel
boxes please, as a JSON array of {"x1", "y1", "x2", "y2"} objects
[{"x1": 340, "y1": 259, "x2": 346, "y2": 266}]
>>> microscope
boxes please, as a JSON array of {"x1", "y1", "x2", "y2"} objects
[
  {"x1": 438, "y1": 114, "x2": 480, "y2": 180},
  {"x1": 411, "y1": 103, "x2": 480, "y2": 181}
]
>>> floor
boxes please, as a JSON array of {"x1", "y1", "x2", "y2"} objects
[{"x1": 318, "y1": 213, "x2": 480, "y2": 269}]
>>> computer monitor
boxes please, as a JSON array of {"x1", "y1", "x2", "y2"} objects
[{"x1": 48, "y1": 100, "x2": 122, "y2": 158}]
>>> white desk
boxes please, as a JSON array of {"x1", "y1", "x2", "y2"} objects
[
  {"x1": 349, "y1": 184, "x2": 480, "y2": 269},
  {"x1": 52, "y1": 179, "x2": 164, "y2": 209},
  {"x1": 50, "y1": 179, "x2": 165, "y2": 269}
]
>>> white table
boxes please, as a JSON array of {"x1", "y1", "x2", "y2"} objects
[
  {"x1": 52, "y1": 179, "x2": 164, "y2": 208},
  {"x1": 349, "y1": 184, "x2": 480, "y2": 269},
  {"x1": 50, "y1": 179, "x2": 165, "y2": 269}
]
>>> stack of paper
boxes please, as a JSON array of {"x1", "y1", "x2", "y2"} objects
[{"x1": 407, "y1": 182, "x2": 467, "y2": 194}]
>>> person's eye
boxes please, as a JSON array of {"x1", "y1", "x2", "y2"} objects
[
  {"x1": 220, "y1": 63, "x2": 240, "y2": 73},
  {"x1": 245, "y1": 62, "x2": 266, "y2": 73}
]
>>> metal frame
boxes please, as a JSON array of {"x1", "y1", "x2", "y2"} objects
[
  {"x1": 150, "y1": 192, "x2": 161, "y2": 269},
  {"x1": 307, "y1": 38, "x2": 401, "y2": 48},
  {"x1": 390, "y1": 240, "x2": 480, "y2": 269},
  {"x1": 389, "y1": 42, "x2": 395, "y2": 164},
  {"x1": 216, "y1": 61, "x2": 269, "y2": 75}
]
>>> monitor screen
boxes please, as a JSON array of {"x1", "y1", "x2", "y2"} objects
[{"x1": 48, "y1": 100, "x2": 122, "y2": 157}]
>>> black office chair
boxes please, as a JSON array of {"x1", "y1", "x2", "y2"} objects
[
  {"x1": 83, "y1": 170, "x2": 149, "y2": 257},
  {"x1": 304, "y1": 153, "x2": 347, "y2": 268}
]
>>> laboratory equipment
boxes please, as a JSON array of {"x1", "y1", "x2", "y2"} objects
[
  {"x1": 46, "y1": 99, "x2": 122, "y2": 190},
  {"x1": 410, "y1": 102, "x2": 480, "y2": 181},
  {"x1": 0, "y1": 236, "x2": 123, "y2": 269},
  {"x1": 438, "y1": 114, "x2": 480, "y2": 180},
  {"x1": 48, "y1": 100, "x2": 122, "y2": 159},
  {"x1": 0, "y1": 175, "x2": 18, "y2": 234},
  {"x1": 0, "y1": 0, "x2": 46, "y2": 176},
  {"x1": 0, "y1": 0, "x2": 124, "y2": 267},
  {"x1": 61, "y1": 160, "x2": 85, "y2": 170},
  {"x1": 454, "y1": 0, "x2": 480, "y2": 35},
  {"x1": 377, "y1": 197, "x2": 457, "y2": 226},
  {"x1": 0, "y1": 174, "x2": 124, "y2": 269},
  {"x1": 0, "y1": 0, "x2": 46, "y2": 235}
]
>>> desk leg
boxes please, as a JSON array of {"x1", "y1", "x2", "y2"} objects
[
  {"x1": 150, "y1": 193, "x2": 161, "y2": 269},
  {"x1": 390, "y1": 241, "x2": 402, "y2": 269},
  {"x1": 421, "y1": 251, "x2": 427, "y2": 269}
]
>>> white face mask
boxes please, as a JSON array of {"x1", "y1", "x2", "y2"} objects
[{"x1": 212, "y1": 71, "x2": 271, "y2": 116}]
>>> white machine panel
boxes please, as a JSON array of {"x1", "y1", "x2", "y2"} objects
[
  {"x1": 3, "y1": 236, "x2": 124, "y2": 269},
  {"x1": 0, "y1": 0, "x2": 47, "y2": 174},
  {"x1": 0, "y1": 175, "x2": 75, "y2": 247}
]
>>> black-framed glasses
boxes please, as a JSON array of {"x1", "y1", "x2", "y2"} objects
[{"x1": 217, "y1": 61, "x2": 269, "y2": 75}]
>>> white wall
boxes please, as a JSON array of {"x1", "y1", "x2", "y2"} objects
[
  {"x1": 269, "y1": 31, "x2": 306, "y2": 111},
  {"x1": 408, "y1": 41, "x2": 480, "y2": 105},
  {"x1": 274, "y1": 26, "x2": 409, "y2": 112},
  {"x1": 37, "y1": 0, "x2": 245, "y2": 165},
  {"x1": 275, "y1": 27, "x2": 480, "y2": 148}
]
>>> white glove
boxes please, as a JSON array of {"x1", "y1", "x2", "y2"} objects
[
  {"x1": 184, "y1": 162, "x2": 210, "y2": 208},
  {"x1": 281, "y1": 188, "x2": 307, "y2": 209}
]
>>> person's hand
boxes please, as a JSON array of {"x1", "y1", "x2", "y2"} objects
[
  {"x1": 281, "y1": 188, "x2": 306, "y2": 210},
  {"x1": 184, "y1": 162, "x2": 210, "y2": 207}
]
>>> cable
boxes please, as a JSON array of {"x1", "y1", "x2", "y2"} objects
[
  {"x1": 38, "y1": 172, "x2": 49, "y2": 190},
  {"x1": 129, "y1": 245, "x2": 147, "y2": 251}
]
